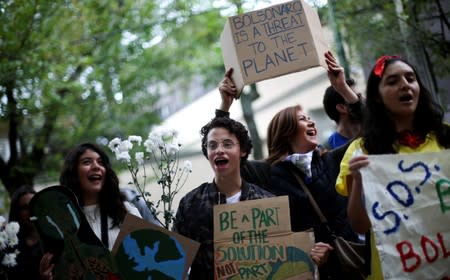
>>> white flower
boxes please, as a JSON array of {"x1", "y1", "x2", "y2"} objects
[
  {"x1": 161, "y1": 128, "x2": 177, "y2": 138},
  {"x1": 5, "y1": 222, "x2": 19, "y2": 236},
  {"x1": 7, "y1": 235, "x2": 18, "y2": 247},
  {"x1": 128, "y1": 135, "x2": 142, "y2": 146},
  {"x1": 171, "y1": 137, "x2": 181, "y2": 148},
  {"x1": 148, "y1": 129, "x2": 162, "y2": 140},
  {"x1": 165, "y1": 143, "x2": 179, "y2": 158},
  {"x1": 144, "y1": 136, "x2": 162, "y2": 152},
  {"x1": 135, "y1": 152, "x2": 145, "y2": 165},
  {"x1": 2, "y1": 252, "x2": 17, "y2": 267},
  {"x1": 118, "y1": 139, "x2": 133, "y2": 153},
  {"x1": 0, "y1": 231, "x2": 8, "y2": 250},
  {"x1": 183, "y1": 160, "x2": 192, "y2": 172},
  {"x1": 116, "y1": 151, "x2": 131, "y2": 163},
  {"x1": 108, "y1": 127, "x2": 191, "y2": 229},
  {"x1": 108, "y1": 137, "x2": 122, "y2": 153},
  {"x1": 0, "y1": 216, "x2": 20, "y2": 269}
]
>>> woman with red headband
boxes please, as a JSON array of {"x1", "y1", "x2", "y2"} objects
[{"x1": 328, "y1": 52, "x2": 450, "y2": 279}]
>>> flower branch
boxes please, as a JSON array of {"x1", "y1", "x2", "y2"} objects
[{"x1": 108, "y1": 127, "x2": 192, "y2": 229}]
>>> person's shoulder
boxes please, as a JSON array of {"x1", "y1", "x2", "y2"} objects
[
  {"x1": 179, "y1": 182, "x2": 213, "y2": 201},
  {"x1": 269, "y1": 160, "x2": 292, "y2": 175},
  {"x1": 124, "y1": 201, "x2": 142, "y2": 218},
  {"x1": 120, "y1": 187, "x2": 138, "y2": 200},
  {"x1": 242, "y1": 159, "x2": 271, "y2": 174},
  {"x1": 323, "y1": 140, "x2": 351, "y2": 157},
  {"x1": 241, "y1": 159, "x2": 272, "y2": 190}
]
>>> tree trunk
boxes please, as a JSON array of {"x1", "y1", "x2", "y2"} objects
[{"x1": 240, "y1": 84, "x2": 263, "y2": 160}]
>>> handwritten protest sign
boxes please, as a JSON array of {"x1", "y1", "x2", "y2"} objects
[
  {"x1": 112, "y1": 214, "x2": 200, "y2": 280},
  {"x1": 214, "y1": 196, "x2": 315, "y2": 280},
  {"x1": 220, "y1": 0, "x2": 327, "y2": 95},
  {"x1": 360, "y1": 151, "x2": 450, "y2": 280}
]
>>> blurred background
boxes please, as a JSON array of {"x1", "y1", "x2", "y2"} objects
[{"x1": 1, "y1": 0, "x2": 449, "y2": 216}]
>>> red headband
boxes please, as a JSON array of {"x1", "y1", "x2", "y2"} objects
[{"x1": 373, "y1": 55, "x2": 401, "y2": 77}]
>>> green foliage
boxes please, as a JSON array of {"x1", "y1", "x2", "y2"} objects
[
  {"x1": 0, "y1": 0, "x2": 227, "y2": 195},
  {"x1": 333, "y1": 0, "x2": 402, "y2": 60},
  {"x1": 328, "y1": 0, "x2": 449, "y2": 107}
]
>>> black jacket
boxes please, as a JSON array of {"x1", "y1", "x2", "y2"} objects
[
  {"x1": 173, "y1": 180, "x2": 273, "y2": 280},
  {"x1": 270, "y1": 148, "x2": 356, "y2": 240},
  {"x1": 269, "y1": 146, "x2": 359, "y2": 280}
]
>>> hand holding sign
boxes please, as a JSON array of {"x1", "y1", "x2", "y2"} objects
[
  {"x1": 219, "y1": 68, "x2": 238, "y2": 110},
  {"x1": 220, "y1": 0, "x2": 328, "y2": 95},
  {"x1": 213, "y1": 196, "x2": 316, "y2": 280},
  {"x1": 360, "y1": 151, "x2": 450, "y2": 279}
]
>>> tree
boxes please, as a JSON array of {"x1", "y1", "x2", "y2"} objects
[
  {"x1": 329, "y1": 0, "x2": 450, "y2": 105},
  {"x1": 1, "y1": 0, "x2": 335, "y2": 198},
  {"x1": 0, "y1": 0, "x2": 204, "y2": 196}
]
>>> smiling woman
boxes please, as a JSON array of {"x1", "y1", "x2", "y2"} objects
[
  {"x1": 38, "y1": 142, "x2": 142, "y2": 280},
  {"x1": 59, "y1": 143, "x2": 142, "y2": 250}
]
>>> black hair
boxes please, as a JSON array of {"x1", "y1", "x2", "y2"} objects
[
  {"x1": 8, "y1": 185, "x2": 37, "y2": 241},
  {"x1": 8, "y1": 185, "x2": 36, "y2": 225},
  {"x1": 323, "y1": 78, "x2": 356, "y2": 123},
  {"x1": 59, "y1": 142, "x2": 127, "y2": 227},
  {"x1": 363, "y1": 57, "x2": 450, "y2": 154},
  {"x1": 200, "y1": 117, "x2": 252, "y2": 163}
]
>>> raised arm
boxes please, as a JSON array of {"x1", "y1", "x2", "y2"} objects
[
  {"x1": 324, "y1": 51, "x2": 360, "y2": 104},
  {"x1": 218, "y1": 68, "x2": 238, "y2": 113}
]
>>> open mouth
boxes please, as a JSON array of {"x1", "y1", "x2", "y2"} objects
[
  {"x1": 214, "y1": 158, "x2": 229, "y2": 167},
  {"x1": 88, "y1": 174, "x2": 103, "y2": 182},
  {"x1": 306, "y1": 129, "x2": 316, "y2": 136},
  {"x1": 399, "y1": 94, "x2": 413, "y2": 102}
]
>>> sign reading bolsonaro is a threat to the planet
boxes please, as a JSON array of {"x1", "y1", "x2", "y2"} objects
[
  {"x1": 220, "y1": 0, "x2": 327, "y2": 95},
  {"x1": 213, "y1": 196, "x2": 315, "y2": 280}
]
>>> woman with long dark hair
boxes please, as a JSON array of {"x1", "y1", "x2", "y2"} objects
[
  {"x1": 39, "y1": 142, "x2": 141, "y2": 279},
  {"x1": 59, "y1": 142, "x2": 139, "y2": 246},
  {"x1": 334, "y1": 54, "x2": 450, "y2": 279}
]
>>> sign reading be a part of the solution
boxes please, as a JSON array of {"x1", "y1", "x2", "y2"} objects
[
  {"x1": 220, "y1": 0, "x2": 327, "y2": 95},
  {"x1": 214, "y1": 196, "x2": 315, "y2": 280}
]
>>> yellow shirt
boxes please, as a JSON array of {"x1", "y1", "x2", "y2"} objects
[{"x1": 336, "y1": 133, "x2": 444, "y2": 280}]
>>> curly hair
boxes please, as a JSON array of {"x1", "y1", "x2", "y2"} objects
[
  {"x1": 59, "y1": 142, "x2": 127, "y2": 227},
  {"x1": 200, "y1": 117, "x2": 252, "y2": 163},
  {"x1": 266, "y1": 105, "x2": 302, "y2": 164},
  {"x1": 363, "y1": 57, "x2": 450, "y2": 154}
]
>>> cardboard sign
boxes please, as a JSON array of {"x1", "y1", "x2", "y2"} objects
[
  {"x1": 112, "y1": 213, "x2": 200, "y2": 280},
  {"x1": 29, "y1": 186, "x2": 122, "y2": 280},
  {"x1": 220, "y1": 0, "x2": 327, "y2": 95},
  {"x1": 214, "y1": 196, "x2": 315, "y2": 280},
  {"x1": 360, "y1": 151, "x2": 450, "y2": 280}
]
